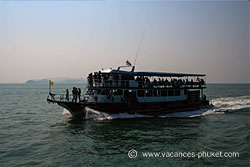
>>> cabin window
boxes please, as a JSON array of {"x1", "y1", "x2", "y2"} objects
[
  {"x1": 161, "y1": 90, "x2": 167, "y2": 96},
  {"x1": 146, "y1": 90, "x2": 153, "y2": 97},
  {"x1": 113, "y1": 89, "x2": 123, "y2": 95},
  {"x1": 175, "y1": 90, "x2": 180, "y2": 96},
  {"x1": 137, "y1": 90, "x2": 145, "y2": 97},
  {"x1": 184, "y1": 89, "x2": 187, "y2": 95},
  {"x1": 154, "y1": 90, "x2": 160, "y2": 96},
  {"x1": 168, "y1": 90, "x2": 174, "y2": 96},
  {"x1": 101, "y1": 89, "x2": 109, "y2": 95}
]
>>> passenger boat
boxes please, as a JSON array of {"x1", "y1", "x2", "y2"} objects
[{"x1": 47, "y1": 65, "x2": 210, "y2": 117}]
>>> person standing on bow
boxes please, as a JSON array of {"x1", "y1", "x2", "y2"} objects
[
  {"x1": 78, "y1": 88, "x2": 81, "y2": 102},
  {"x1": 66, "y1": 89, "x2": 69, "y2": 101}
]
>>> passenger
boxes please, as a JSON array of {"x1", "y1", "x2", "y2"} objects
[
  {"x1": 173, "y1": 79, "x2": 177, "y2": 88},
  {"x1": 171, "y1": 79, "x2": 173, "y2": 87},
  {"x1": 203, "y1": 94, "x2": 207, "y2": 101},
  {"x1": 66, "y1": 89, "x2": 69, "y2": 101},
  {"x1": 178, "y1": 79, "x2": 182, "y2": 88},
  {"x1": 98, "y1": 71, "x2": 101, "y2": 86},
  {"x1": 158, "y1": 78, "x2": 162, "y2": 86},
  {"x1": 136, "y1": 76, "x2": 139, "y2": 82},
  {"x1": 186, "y1": 79, "x2": 189, "y2": 86},
  {"x1": 72, "y1": 87, "x2": 75, "y2": 102},
  {"x1": 109, "y1": 75, "x2": 113, "y2": 86},
  {"x1": 75, "y1": 87, "x2": 78, "y2": 102},
  {"x1": 145, "y1": 77, "x2": 150, "y2": 88},
  {"x1": 201, "y1": 78, "x2": 205, "y2": 85},
  {"x1": 78, "y1": 88, "x2": 81, "y2": 102},
  {"x1": 153, "y1": 79, "x2": 157, "y2": 87},
  {"x1": 164, "y1": 78, "x2": 168, "y2": 86},
  {"x1": 49, "y1": 93, "x2": 55, "y2": 101},
  {"x1": 88, "y1": 73, "x2": 93, "y2": 87},
  {"x1": 101, "y1": 74, "x2": 104, "y2": 87},
  {"x1": 136, "y1": 76, "x2": 142, "y2": 88},
  {"x1": 182, "y1": 79, "x2": 185, "y2": 84},
  {"x1": 93, "y1": 72, "x2": 97, "y2": 86},
  {"x1": 103, "y1": 74, "x2": 108, "y2": 87}
]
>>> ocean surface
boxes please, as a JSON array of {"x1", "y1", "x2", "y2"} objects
[{"x1": 0, "y1": 83, "x2": 249, "y2": 167}]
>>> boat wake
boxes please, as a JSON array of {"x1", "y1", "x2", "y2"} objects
[
  {"x1": 64, "y1": 96, "x2": 250, "y2": 120},
  {"x1": 211, "y1": 95, "x2": 250, "y2": 111},
  {"x1": 163, "y1": 96, "x2": 250, "y2": 118},
  {"x1": 84, "y1": 107, "x2": 150, "y2": 121}
]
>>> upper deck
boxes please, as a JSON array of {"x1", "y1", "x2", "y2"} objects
[{"x1": 87, "y1": 66, "x2": 206, "y2": 89}]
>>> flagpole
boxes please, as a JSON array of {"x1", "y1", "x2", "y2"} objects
[
  {"x1": 49, "y1": 80, "x2": 51, "y2": 94},
  {"x1": 134, "y1": 30, "x2": 145, "y2": 68}
]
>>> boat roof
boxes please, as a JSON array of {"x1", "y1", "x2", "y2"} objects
[{"x1": 101, "y1": 66, "x2": 205, "y2": 77}]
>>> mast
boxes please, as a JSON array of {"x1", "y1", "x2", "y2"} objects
[{"x1": 133, "y1": 30, "x2": 145, "y2": 71}]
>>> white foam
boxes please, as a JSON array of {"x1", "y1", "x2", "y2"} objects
[
  {"x1": 62, "y1": 109, "x2": 72, "y2": 118},
  {"x1": 84, "y1": 107, "x2": 151, "y2": 121},
  {"x1": 164, "y1": 96, "x2": 250, "y2": 118},
  {"x1": 211, "y1": 96, "x2": 250, "y2": 112}
]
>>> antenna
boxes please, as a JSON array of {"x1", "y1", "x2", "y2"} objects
[{"x1": 134, "y1": 30, "x2": 145, "y2": 69}]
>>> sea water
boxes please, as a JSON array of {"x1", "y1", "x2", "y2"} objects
[{"x1": 0, "y1": 84, "x2": 249, "y2": 167}]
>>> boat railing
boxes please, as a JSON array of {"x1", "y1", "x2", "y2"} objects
[
  {"x1": 47, "y1": 93, "x2": 85, "y2": 103},
  {"x1": 88, "y1": 79, "x2": 206, "y2": 89}
]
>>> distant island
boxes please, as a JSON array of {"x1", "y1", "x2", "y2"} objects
[{"x1": 25, "y1": 78, "x2": 86, "y2": 84}]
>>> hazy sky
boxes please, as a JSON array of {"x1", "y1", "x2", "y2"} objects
[{"x1": 0, "y1": 0, "x2": 249, "y2": 83}]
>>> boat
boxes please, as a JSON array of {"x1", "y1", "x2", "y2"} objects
[{"x1": 47, "y1": 65, "x2": 210, "y2": 117}]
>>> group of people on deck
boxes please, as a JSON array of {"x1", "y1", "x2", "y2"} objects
[
  {"x1": 88, "y1": 71, "x2": 121, "y2": 88},
  {"x1": 66, "y1": 87, "x2": 81, "y2": 102},
  {"x1": 87, "y1": 71, "x2": 205, "y2": 88},
  {"x1": 136, "y1": 77, "x2": 205, "y2": 88}
]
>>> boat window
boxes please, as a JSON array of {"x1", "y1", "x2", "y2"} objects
[
  {"x1": 153, "y1": 90, "x2": 160, "y2": 96},
  {"x1": 184, "y1": 89, "x2": 187, "y2": 95},
  {"x1": 137, "y1": 90, "x2": 145, "y2": 97},
  {"x1": 146, "y1": 90, "x2": 152, "y2": 97},
  {"x1": 161, "y1": 90, "x2": 167, "y2": 96},
  {"x1": 168, "y1": 90, "x2": 174, "y2": 96},
  {"x1": 113, "y1": 89, "x2": 123, "y2": 95},
  {"x1": 175, "y1": 90, "x2": 180, "y2": 96},
  {"x1": 101, "y1": 89, "x2": 109, "y2": 95}
]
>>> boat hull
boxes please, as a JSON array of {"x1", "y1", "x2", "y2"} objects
[{"x1": 48, "y1": 99, "x2": 210, "y2": 117}]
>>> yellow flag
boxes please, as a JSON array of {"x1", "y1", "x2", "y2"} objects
[{"x1": 50, "y1": 81, "x2": 54, "y2": 87}]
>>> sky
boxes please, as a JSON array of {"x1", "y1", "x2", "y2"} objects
[{"x1": 0, "y1": 0, "x2": 249, "y2": 83}]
